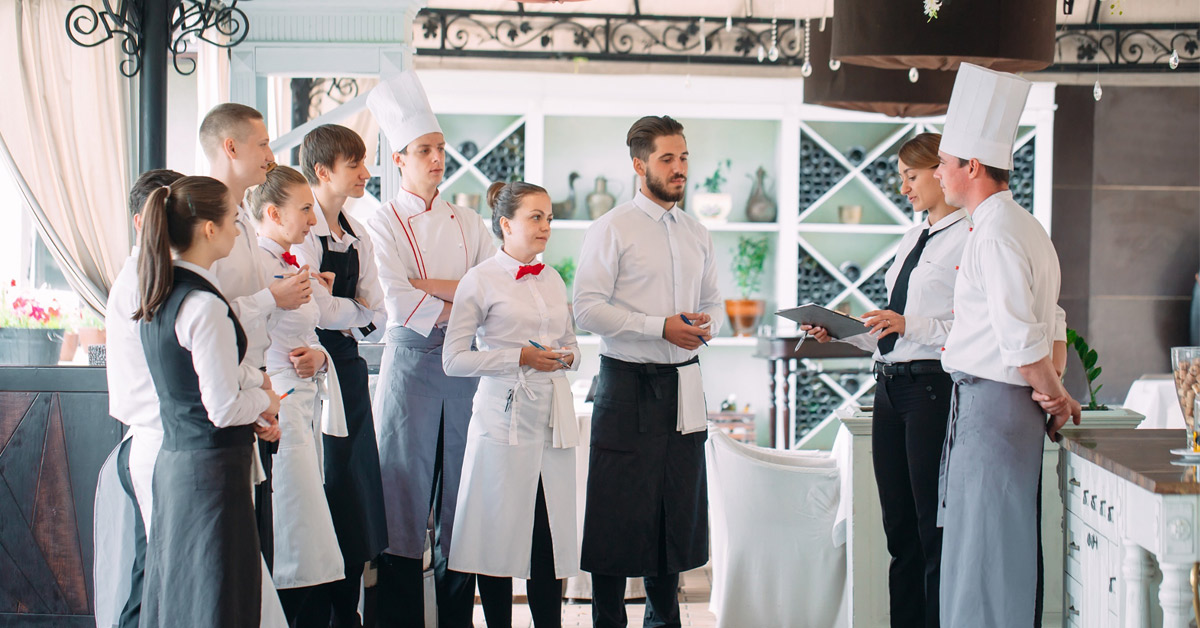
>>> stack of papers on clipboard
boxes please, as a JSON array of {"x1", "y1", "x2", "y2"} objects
[{"x1": 775, "y1": 304, "x2": 871, "y2": 340}]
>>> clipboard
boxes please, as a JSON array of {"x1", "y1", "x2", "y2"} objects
[{"x1": 775, "y1": 303, "x2": 871, "y2": 340}]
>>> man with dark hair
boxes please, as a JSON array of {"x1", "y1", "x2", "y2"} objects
[
  {"x1": 574, "y1": 115, "x2": 722, "y2": 628},
  {"x1": 102, "y1": 168, "x2": 183, "y2": 628},
  {"x1": 294, "y1": 123, "x2": 389, "y2": 627}
]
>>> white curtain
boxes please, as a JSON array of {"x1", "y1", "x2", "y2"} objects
[
  {"x1": 0, "y1": 0, "x2": 134, "y2": 315},
  {"x1": 193, "y1": 28, "x2": 230, "y2": 176}
]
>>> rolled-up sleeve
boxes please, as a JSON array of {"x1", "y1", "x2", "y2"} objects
[{"x1": 977, "y1": 239, "x2": 1050, "y2": 367}]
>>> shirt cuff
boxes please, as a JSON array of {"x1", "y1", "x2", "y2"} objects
[
  {"x1": 254, "y1": 287, "x2": 276, "y2": 312},
  {"x1": 643, "y1": 315, "x2": 666, "y2": 340},
  {"x1": 1000, "y1": 342, "x2": 1051, "y2": 369},
  {"x1": 403, "y1": 295, "x2": 445, "y2": 338},
  {"x1": 504, "y1": 347, "x2": 524, "y2": 373}
]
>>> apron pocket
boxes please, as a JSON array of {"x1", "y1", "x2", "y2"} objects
[{"x1": 591, "y1": 397, "x2": 637, "y2": 453}]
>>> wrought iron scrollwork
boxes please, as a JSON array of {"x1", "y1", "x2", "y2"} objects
[
  {"x1": 1051, "y1": 24, "x2": 1199, "y2": 71},
  {"x1": 418, "y1": 8, "x2": 805, "y2": 66},
  {"x1": 65, "y1": 0, "x2": 250, "y2": 77}
]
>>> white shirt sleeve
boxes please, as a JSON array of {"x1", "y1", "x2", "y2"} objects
[
  {"x1": 442, "y1": 271, "x2": 523, "y2": 377},
  {"x1": 176, "y1": 292, "x2": 270, "y2": 428},
  {"x1": 697, "y1": 229, "x2": 725, "y2": 336},
  {"x1": 313, "y1": 280, "x2": 374, "y2": 330},
  {"x1": 227, "y1": 289, "x2": 276, "y2": 333},
  {"x1": 366, "y1": 209, "x2": 445, "y2": 337},
  {"x1": 901, "y1": 313, "x2": 953, "y2": 347},
  {"x1": 1053, "y1": 304, "x2": 1068, "y2": 343},
  {"x1": 977, "y1": 239, "x2": 1051, "y2": 368},
  {"x1": 573, "y1": 222, "x2": 666, "y2": 340},
  {"x1": 840, "y1": 330, "x2": 879, "y2": 353}
]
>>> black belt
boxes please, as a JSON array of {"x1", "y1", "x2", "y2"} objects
[{"x1": 873, "y1": 359, "x2": 945, "y2": 379}]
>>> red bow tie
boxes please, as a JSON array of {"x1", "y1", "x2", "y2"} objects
[
  {"x1": 281, "y1": 251, "x2": 299, "y2": 268},
  {"x1": 516, "y1": 263, "x2": 544, "y2": 280}
]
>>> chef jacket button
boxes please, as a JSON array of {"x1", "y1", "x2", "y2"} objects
[
  {"x1": 955, "y1": 266, "x2": 959, "y2": 270},
  {"x1": 926, "y1": 385, "x2": 933, "y2": 392},
  {"x1": 969, "y1": 227, "x2": 973, "y2": 232},
  {"x1": 940, "y1": 347, "x2": 945, "y2": 352},
  {"x1": 930, "y1": 394, "x2": 937, "y2": 400},
  {"x1": 458, "y1": 243, "x2": 463, "y2": 248}
]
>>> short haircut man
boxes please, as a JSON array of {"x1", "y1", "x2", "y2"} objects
[
  {"x1": 300, "y1": 124, "x2": 368, "y2": 186},
  {"x1": 198, "y1": 103, "x2": 264, "y2": 160}
]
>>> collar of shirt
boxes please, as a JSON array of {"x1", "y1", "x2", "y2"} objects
[
  {"x1": 494, "y1": 248, "x2": 543, "y2": 281},
  {"x1": 927, "y1": 208, "x2": 969, "y2": 235},
  {"x1": 174, "y1": 259, "x2": 222, "y2": 290},
  {"x1": 310, "y1": 196, "x2": 360, "y2": 246},
  {"x1": 392, "y1": 187, "x2": 442, "y2": 217},
  {"x1": 256, "y1": 235, "x2": 291, "y2": 263},
  {"x1": 969, "y1": 190, "x2": 1015, "y2": 225},
  {"x1": 632, "y1": 189, "x2": 679, "y2": 223}
]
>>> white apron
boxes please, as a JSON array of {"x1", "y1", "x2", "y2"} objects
[
  {"x1": 448, "y1": 373, "x2": 579, "y2": 579},
  {"x1": 270, "y1": 365, "x2": 346, "y2": 589}
]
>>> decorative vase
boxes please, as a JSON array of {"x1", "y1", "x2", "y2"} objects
[
  {"x1": 692, "y1": 192, "x2": 733, "y2": 224},
  {"x1": 78, "y1": 327, "x2": 106, "y2": 349},
  {"x1": 552, "y1": 172, "x2": 580, "y2": 220},
  {"x1": 587, "y1": 176, "x2": 616, "y2": 219},
  {"x1": 0, "y1": 327, "x2": 65, "y2": 366},
  {"x1": 745, "y1": 167, "x2": 777, "y2": 223},
  {"x1": 724, "y1": 299, "x2": 765, "y2": 337}
]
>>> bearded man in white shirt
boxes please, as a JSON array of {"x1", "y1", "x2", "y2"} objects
[
  {"x1": 574, "y1": 115, "x2": 722, "y2": 628},
  {"x1": 934, "y1": 64, "x2": 1081, "y2": 628},
  {"x1": 200, "y1": 103, "x2": 313, "y2": 572}
]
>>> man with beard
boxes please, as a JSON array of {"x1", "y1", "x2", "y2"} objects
[{"x1": 573, "y1": 115, "x2": 723, "y2": 628}]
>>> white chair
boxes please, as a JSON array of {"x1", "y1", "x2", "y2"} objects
[{"x1": 707, "y1": 429, "x2": 848, "y2": 628}]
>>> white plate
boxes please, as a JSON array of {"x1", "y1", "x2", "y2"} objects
[
  {"x1": 1171, "y1": 459, "x2": 1200, "y2": 467},
  {"x1": 1170, "y1": 448, "x2": 1200, "y2": 459}
]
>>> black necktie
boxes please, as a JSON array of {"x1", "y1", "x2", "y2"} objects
[{"x1": 879, "y1": 227, "x2": 942, "y2": 355}]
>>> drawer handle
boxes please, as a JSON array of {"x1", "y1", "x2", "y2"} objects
[
  {"x1": 1091, "y1": 495, "x2": 1098, "y2": 510},
  {"x1": 1068, "y1": 541, "x2": 1080, "y2": 553},
  {"x1": 1069, "y1": 477, "x2": 1081, "y2": 487},
  {"x1": 1083, "y1": 489, "x2": 1089, "y2": 504},
  {"x1": 1108, "y1": 506, "x2": 1114, "y2": 522},
  {"x1": 1109, "y1": 577, "x2": 1116, "y2": 593},
  {"x1": 1068, "y1": 605, "x2": 1080, "y2": 616}
]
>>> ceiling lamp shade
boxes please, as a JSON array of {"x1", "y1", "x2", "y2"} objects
[
  {"x1": 805, "y1": 21, "x2": 955, "y2": 117},
  {"x1": 831, "y1": 0, "x2": 1055, "y2": 72}
]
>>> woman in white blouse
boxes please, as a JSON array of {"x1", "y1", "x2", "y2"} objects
[
  {"x1": 804, "y1": 133, "x2": 967, "y2": 628},
  {"x1": 248, "y1": 166, "x2": 366, "y2": 621},
  {"x1": 133, "y1": 176, "x2": 282, "y2": 628},
  {"x1": 443, "y1": 181, "x2": 581, "y2": 628}
]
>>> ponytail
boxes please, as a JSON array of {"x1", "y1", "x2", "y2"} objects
[{"x1": 133, "y1": 176, "x2": 231, "y2": 322}]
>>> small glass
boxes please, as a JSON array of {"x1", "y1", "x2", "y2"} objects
[{"x1": 1171, "y1": 347, "x2": 1200, "y2": 451}]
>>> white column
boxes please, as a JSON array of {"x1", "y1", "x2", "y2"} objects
[
  {"x1": 1157, "y1": 560, "x2": 1193, "y2": 628},
  {"x1": 1121, "y1": 540, "x2": 1153, "y2": 628}
]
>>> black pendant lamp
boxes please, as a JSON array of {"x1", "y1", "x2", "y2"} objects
[
  {"x1": 831, "y1": 0, "x2": 1055, "y2": 72},
  {"x1": 804, "y1": 21, "x2": 956, "y2": 118}
]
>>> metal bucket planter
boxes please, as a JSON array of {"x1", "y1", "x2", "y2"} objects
[{"x1": 0, "y1": 327, "x2": 65, "y2": 366}]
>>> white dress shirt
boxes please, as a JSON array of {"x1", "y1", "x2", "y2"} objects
[
  {"x1": 843, "y1": 210, "x2": 970, "y2": 363},
  {"x1": 573, "y1": 190, "x2": 723, "y2": 365},
  {"x1": 211, "y1": 206, "x2": 276, "y2": 369},
  {"x1": 106, "y1": 247, "x2": 162, "y2": 433},
  {"x1": 443, "y1": 249, "x2": 581, "y2": 378},
  {"x1": 942, "y1": 191, "x2": 1066, "y2": 386},
  {"x1": 257, "y1": 237, "x2": 367, "y2": 373},
  {"x1": 364, "y1": 189, "x2": 496, "y2": 337},
  {"x1": 173, "y1": 260, "x2": 270, "y2": 427},
  {"x1": 293, "y1": 197, "x2": 383, "y2": 336}
]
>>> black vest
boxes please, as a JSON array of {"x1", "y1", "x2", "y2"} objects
[{"x1": 141, "y1": 267, "x2": 254, "y2": 451}]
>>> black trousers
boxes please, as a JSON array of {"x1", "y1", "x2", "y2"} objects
[
  {"x1": 255, "y1": 437, "x2": 277, "y2": 572},
  {"x1": 475, "y1": 479, "x2": 564, "y2": 628},
  {"x1": 872, "y1": 368, "x2": 951, "y2": 628},
  {"x1": 292, "y1": 563, "x2": 368, "y2": 628},
  {"x1": 591, "y1": 514, "x2": 679, "y2": 628},
  {"x1": 115, "y1": 437, "x2": 146, "y2": 628},
  {"x1": 375, "y1": 414, "x2": 476, "y2": 628}
]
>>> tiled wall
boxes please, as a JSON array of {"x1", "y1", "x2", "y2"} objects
[{"x1": 1052, "y1": 85, "x2": 1200, "y2": 403}]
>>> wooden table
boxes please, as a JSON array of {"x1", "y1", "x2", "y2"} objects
[
  {"x1": 1059, "y1": 429, "x2": 1200, "y2": 627},
  {"x1": 754, "y1": 336, "x2": 868, "y2": 448}
]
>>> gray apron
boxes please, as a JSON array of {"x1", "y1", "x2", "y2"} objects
[
  {"x1": 373, "y1": 325, "x2": 478, "y2": 559},
  {"x1": 937, "y1": 373, "x2": 1045, "y2": 628}
]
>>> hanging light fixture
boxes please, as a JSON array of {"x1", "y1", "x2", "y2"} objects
[
  {"x1": 830, "y1": 0, "x2": 1055, "y2": 72},
  {"x1": 803, "y1": 20, "x2": 956, "y2": 117}
]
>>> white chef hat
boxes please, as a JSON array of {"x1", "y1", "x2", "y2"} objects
[
  {"x1": 367, "y1": 70, "x2": 442, "y2": 153},
  {"x1": 939, "y1": 63, "x2": 1031, "y2": 170}
]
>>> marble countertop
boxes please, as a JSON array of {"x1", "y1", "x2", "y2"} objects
[{"x1": 1060, "y1": 428, "x2": 1200, "y2": 495}]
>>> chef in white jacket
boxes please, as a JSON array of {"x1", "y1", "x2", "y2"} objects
[
  {"x1": 934, "y1": 63, "x2": 1080, "y2": 628},
  {"x1": 363, "y1": 70, "x2": 498, "y2": 627},
  {"x1": 444, "y1": 180, "x2": 581, "y2": 628}
]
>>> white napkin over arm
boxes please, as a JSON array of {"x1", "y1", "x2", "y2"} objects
[{"x1": 677, "y1": 362, "x2": 707, "y2": 434}]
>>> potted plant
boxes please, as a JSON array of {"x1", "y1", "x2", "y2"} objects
[
  {"x1": 691, "y1": 159, "x2": 733, "y2": 223},
  {"x1": 0, "y1": 280, "x2": 67, "y2": 366},
  {"x1": 76, "y1": 307, "x2": 107, "y2": 352},
  {"x1": 725, "y1": 236, "x2": 769, "y2": 337},
  {"x1": 1062, "y1": 328, "x2": 1144, "y2": 426}
]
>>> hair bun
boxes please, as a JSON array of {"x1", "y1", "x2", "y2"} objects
[{"x1": 486, "y1": 181, "x2": 507, "y2": 210}]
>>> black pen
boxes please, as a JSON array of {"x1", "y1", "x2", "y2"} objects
[{"x1": 679, "y1": 314, "x2": 709, "y2": 346}]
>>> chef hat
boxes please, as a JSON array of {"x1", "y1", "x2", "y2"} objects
[
  {"x1": 939, "y1": 63, "x2": 1031, "y2": 170},
  {"x1": 367, "y1": 71, "x2": 442, "y2": 153}
]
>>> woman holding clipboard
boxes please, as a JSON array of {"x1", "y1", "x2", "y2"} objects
[{"x1": 802, "y1": 133, "x2": 967, "y2": 628}]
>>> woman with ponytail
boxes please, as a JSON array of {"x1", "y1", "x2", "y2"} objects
[
  {"x1": 134, "y1": 176, "x2": 283, "y2": 628},
  {"x1": 443, "y1": 180, "x2": 580, "y2": 627}
]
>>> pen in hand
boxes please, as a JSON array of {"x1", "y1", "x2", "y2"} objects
[
  {"x1": 528, "y1": 340, "x2": 570, "y2": 369},
  {"x1": 679, "y1": 314, "x2": 710, "y2": 346},
  {"x1": 278, "y1": 388, "x2": 296, "y2": 400}
]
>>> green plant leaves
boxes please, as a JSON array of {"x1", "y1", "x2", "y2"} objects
[{"x1": 1084, "y1": 348, "x2": 1098, "y2": 369}]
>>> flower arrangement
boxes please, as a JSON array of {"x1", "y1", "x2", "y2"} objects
[
  {"x1": 1, "y1": 280, "x2": 68, "y2": 329},
  {"x1": 923, "y1": 0, "x2": 942, "y2": 21}
]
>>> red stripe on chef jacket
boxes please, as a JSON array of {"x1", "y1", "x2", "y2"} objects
[{"x1": 390, "y1": 202, "x2": 428, "y2": 281}]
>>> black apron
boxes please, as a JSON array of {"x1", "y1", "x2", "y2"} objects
[
  {"x1": 139, "y1": 268, "x2": 260, "y2": 628},
  {"x1": 580, "y1": 355, "x2": 709, "y2": 577},
  {"x1": 316, "y1": 215, "x2": 389, "y2": 565}
]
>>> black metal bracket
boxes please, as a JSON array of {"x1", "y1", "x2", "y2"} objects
[
  {"x1": 1048, "y1": 23, "x2": 1199, "y2": 72},
  {"x1": 65, "y1": 0, "x2": 249, "y2": 77}
]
